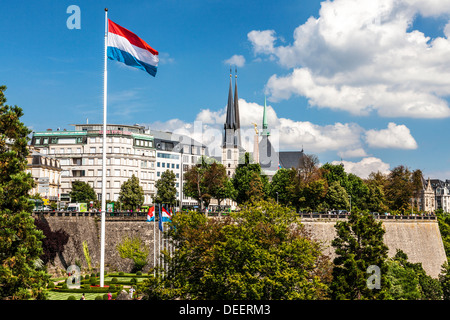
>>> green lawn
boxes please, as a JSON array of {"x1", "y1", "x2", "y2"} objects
[{"x1": 46, "y1": 273, "x2": 149, "y2": 300}]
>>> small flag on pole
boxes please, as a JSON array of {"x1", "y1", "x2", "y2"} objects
[
  {"x1": 161, "y1": 207, "x2": 172, "y2": 222},
  {"x1": 147, "y1": 206, "x2": 155, "y2": 222},
  {"x1": 107, "y1": 19, "x2": 159, "y2": 76}
]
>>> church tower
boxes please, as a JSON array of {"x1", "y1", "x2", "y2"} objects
[{"x1": 222, "y1": 69, "x2": 242, "y2": 177}]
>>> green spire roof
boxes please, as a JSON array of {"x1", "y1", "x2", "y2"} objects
[{"x1": 262, "y1": 96, "x2": 270, "y2": 136}]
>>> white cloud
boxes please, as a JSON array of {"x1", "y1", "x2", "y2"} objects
[
  {"x1": 332, "y1": 157, "x2": 391, "y2": 179},
  {"x1": 247, "y1": 30, "x2": 277, "y2": 55},
  {"x1": 224, "y1": 55, "x2": 246, "y2": 67},
  {"x1": 148, "y1": 98, "x2": 366, "y2": 157},
  {"x1": 249, "y1": 0, "x2": 450, "y2": 119},
  {"x1": 338, "y1": 148, "x2": 368, "y2": 159},
  {"x1": 365, "y1": 122, "x2": 418, "y2": 149}
]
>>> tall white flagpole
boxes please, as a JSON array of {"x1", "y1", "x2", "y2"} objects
[
  {"x1": 100, "y1": 8, "x2": 108, "y2": 288},
  {"x1": 153, "y1": 203, "x2": 156, "y2": 277}
]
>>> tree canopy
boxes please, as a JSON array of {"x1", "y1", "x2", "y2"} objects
[
  {"x1": 118, "y1": 174, "x2": 144, "y2": 210},
  {"x1": 142, "y1": 200, "x2": 332, "y2": 300},
  {"x1": 0, "y1": 85, "x2": 49, "y2": 300}
]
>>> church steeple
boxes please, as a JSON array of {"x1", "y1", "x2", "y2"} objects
[
  {"x1": 224, "y1": 69, "x2": 235, "y2": 131},
  {"x1": 261, "y1": 96, "x2": 270, "y2": 136},
  {"x1": 223, "y1": 68, "x2": 241, "y2": 148},
  {"x1": 234, "y1": 68, "x2": 241, "y2": 146}
]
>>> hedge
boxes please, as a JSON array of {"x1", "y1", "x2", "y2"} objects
[{"x1": 51, "y1": 287, "x2": 122, "y2": 294}]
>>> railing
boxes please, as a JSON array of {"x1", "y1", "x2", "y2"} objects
[
  {"x1": 32, "y1": 211, "x2": 149, "y2": 218},
  {"x1": 32, "y1": 210, "x2": 438, "y2": 221},
  {"x1": 298, "y1": 213, "x2": 437, "y2": 220}
]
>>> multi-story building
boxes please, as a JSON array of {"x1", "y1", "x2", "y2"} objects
[
  {"x1": 26, "y1": 147, "x2": 62, "y2": 202},
  {"x1": 30, "y1": 123, "x2": 156, "y2": 206},
  {"x1": 151, "y1": 130, "x2": 207, "y2": 209},
  {"x1": 418, "y1": 177, "x2": 436, "y2": 213}
]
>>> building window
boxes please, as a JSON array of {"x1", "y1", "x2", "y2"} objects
[{"x1": 227, "y1": 149, "x2": 231, "y2": 160}]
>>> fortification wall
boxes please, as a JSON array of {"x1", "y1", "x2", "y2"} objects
[
  {"x1": 302, "y1": 218, "x2": 447, "y2": 278},
  {"x1": 36, "y1": 215, "x2": 447, "y2": 279},
  {"x1": 36, "y1": 216, "x2": 162, "y2": 275}
]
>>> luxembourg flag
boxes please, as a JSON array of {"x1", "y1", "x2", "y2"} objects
[
  {"x1": 146, "y1": 206, "x2": 155, "y2": 222},
  {"x1": 161, "y1": 207, "x2": 172, "y2": 222},
  {"x1": 107, "y1": 19, "x2": 159, "y2": 77}
]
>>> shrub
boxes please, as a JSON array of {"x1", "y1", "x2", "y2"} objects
[
  {"x1": 67, "y1": 296, "x2": 76, "y2": 300},
  {"x1": 47, "y1": 282, "x2": 55, "y2": 289},
  {"x1": 130, "y1": 278, "x2": 137, "y2": 285},
  {"x1": 103, "y1": 293, "x2": 108, "y2": 300},
  {"x1": 84, "y1": 275, "x2": 90, "y2": 280},
  {"x1": 111, "y1": 277, "x2": 118, "y2": 283},
  {"x1": 118, "y1": 272, "x2": 124, "y2": 276},
  {"x1": 61, "y1": 283, "x2": 68, "y2": 289},
  {"x1": 112, "y1": 293, "x2": 118, "y2": 300},
  {"x1": 95, "y1": 295, "x2": 103, "y2": 300},
  {"x1": 91, "y1": 273, "x2": 96, "y2": 278},
  {"x1": 89, "y1": 277, "x2": 97, "y2": 285},
  {"x1": 136, "y1": 271, "x2": 142, "y2": 276}
]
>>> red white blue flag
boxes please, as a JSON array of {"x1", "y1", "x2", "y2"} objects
[
  {"x1": 107, "y1": 19, "x2": 159, "y2": 77},
  {"x1": 146, "y1": 206, "x2": 155, "y2": 222},
  {"x1": 161, "y1": 207, "x2": 172, "y2": 222}
]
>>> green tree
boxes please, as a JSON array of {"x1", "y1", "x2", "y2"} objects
[
  {"x1": 69, "y1": 180, "x2": 96, "y2": 203},
  {"x1": 386, "y1": 250, "x2": 442, "y2": 300},
  {"x1": 386, "y1": 165, "x2": 414, "y2": 213},
  {"x1": 325, "y1": 181, "x2": 349, "y2": 210},
  {"x1": 365, "y1": 172, "x2": 389, "y2": 213},
  {"x1": 116, "y1": 236, "x2": 149, "y2": 272},
  {"x1": 346, "y1": 173, "x2": 370, "y2": 211},
  {"x1": 232, "y1": 153, "x2": 268, "y2": 205},
  {"x1": 439, "y1": 261, "x2": 450, "y2": 300},
  {"x1": 321, "y1": 163, "x2": 349, "y2": 191},
  {"x1": 287, "y1": 155, "x2": 327, "y2": 212},
  {"x1": 118, "y1": 175, "x2": 144, "y2": 210},
  {"x1": 0, "y1": 86, "x2": 49, "y2": 299},
  {"x1": 183, "y1": 158, "x2": 211, "y2": 210},
  {"x1": 269, "y1": 168, "x2": 294, "y2": 205},
  {"x1": 143, "y1": 200, "x2": 332, "y2": 300},
  {"x1": 155, "y1": 170, "x2": 177, "y2": 206},
  {"x1": 204, "y1": 162, "x2": 231, "y2": 208},
  {"x1": 330, "y1": 210, "x2": 391, "y2": 299},
  {"x1": 385, "y1": 250, "x2": 422, "y2": 300}
]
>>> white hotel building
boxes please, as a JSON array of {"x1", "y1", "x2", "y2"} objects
[
  {"x1": 30, "y1": 123, "x2": 156, "y2": 206},
  {"x1": 30, "y1": 124, "x2": 209, "y2": 209}
]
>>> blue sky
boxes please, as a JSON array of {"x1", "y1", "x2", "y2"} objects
[{"x1": 2, "y1": 0, "x2": 450, "y2": 179}]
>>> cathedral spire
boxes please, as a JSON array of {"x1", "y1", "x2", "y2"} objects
[
  {"x1": 234, "y1": 67, "x2": 241, "y2": 146},
  {"x1": 262, "y1": 95, "x2": 270, "y2": 136},
  {"x1": 224, "y1": 68, "x2": 235, "y2": 130}
]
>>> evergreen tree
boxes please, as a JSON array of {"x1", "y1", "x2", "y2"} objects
[
  {"x1": 118, "y1": 174, "x2": 144, "y2": 210},
  {"x1": 0, "y1": 86, "x2": 49, "y2": 299},
  {"x1": 155, "y1": 169, "x2": 177, "y2": 206},
  {"x1": 330, "y1": 210, "x2": 391, "y2": 299}
]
